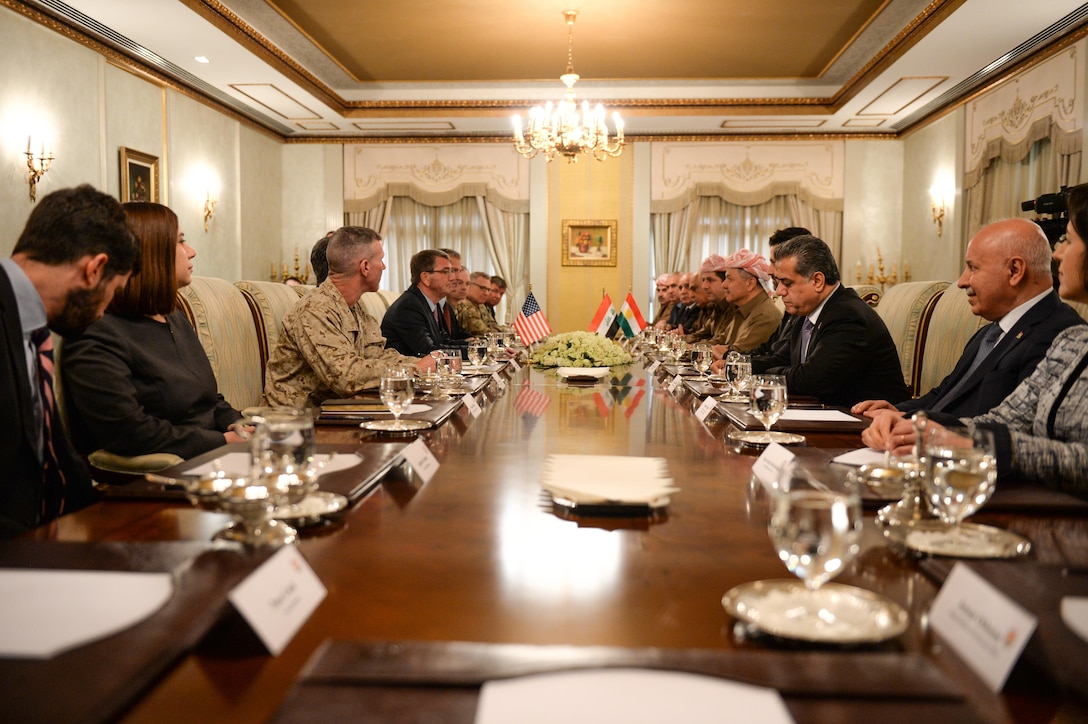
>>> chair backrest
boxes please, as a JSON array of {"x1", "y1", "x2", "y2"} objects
[
  {"x1": 915, "y1": 285, "x2": 986, "y2": 396},
  {"x1": 176, "y1": 276, "x2": 265, "y2": 410},
  {"x1": 234, "y1": 280, "x2": 307, "y2": 390},
  {"x1": 1066, "y1": 299, "x2": 1088, "y2": 323},
  {"x1": 359, "y1": 289, "x2": 400, "y2": 322},
  {"x1": 874, "y1": 280, "x2": 950, "y2": 397},
  {"x1": 848, "y1": 284, "x2": 882, "y2": 307}
]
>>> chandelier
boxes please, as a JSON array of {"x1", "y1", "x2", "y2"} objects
[{"x1": 512, "y1": 10, "x2": 624, "y2": 163}]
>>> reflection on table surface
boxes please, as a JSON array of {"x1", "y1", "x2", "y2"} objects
[{"x1": 18, "y1": 361, "x2": 1088, "y2": 723}]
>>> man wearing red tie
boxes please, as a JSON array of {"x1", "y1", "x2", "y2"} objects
[{"x1": 1, "y1": 185, "x2": 141, "y2": 536}]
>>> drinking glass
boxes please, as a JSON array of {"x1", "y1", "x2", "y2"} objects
[
  {"x1": 670, "y1": 336, "x2": 687, "y2": 363},
  {"x1": 692, "y1": 344, "x2": 713, "y2": 381},
  {"x1": 435, "y1": 352, "x2": 464, "y2": 399},
  {"x1": 380, "y1": 367, "x2": 414, "y2": 429},
  {"x1": 924, "y1": 426, "x2": 997, "y2": 528},
  {"x1": 725, "y1": 352, "x2": 752, "y2": 399},
  {"x1": 768, "y1": 463, "x2": 862, "y2": 591},
  {"x1": 219, "y1": 406, "x2": 318, "y2": 547},
  {"x1": 467, "y1": 343, "x2": 484, "y2": 367},
  {"x1": 749, "y1": 374, "x2": 787, "y2": 438}
]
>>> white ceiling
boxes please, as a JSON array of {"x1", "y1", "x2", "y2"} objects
[{"x1": 18, "y1": 0, "x2": 1088, "y2": 141}]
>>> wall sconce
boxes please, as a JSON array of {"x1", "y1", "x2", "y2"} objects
[
  {"x1": 202, "y1": 191, "x2": 217, "y2": 232},
  {"x1": 25, "y1": 137, "x2": 54, "y2": 202},
  {"x1": 929, "y1": 186, "x2": 947, "y2": 237}
]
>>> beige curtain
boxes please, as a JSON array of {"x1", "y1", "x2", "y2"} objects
[
  {"x1": 651, "y1": 194, "x2": 842, "y2": 277},
  {"x1": 479, "y1": 197, "x2": 529, "y2": 324}
]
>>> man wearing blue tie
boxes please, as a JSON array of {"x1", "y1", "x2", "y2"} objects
[
  {"x1": 751, "y1": 235, "x2": 909, "y2": 407},
  {"x1": 855, "y1": 218, "x2": 1085, "y2": 431}
]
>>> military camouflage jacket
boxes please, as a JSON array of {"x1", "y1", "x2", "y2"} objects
[
  {"x1": 454, "y1": 299, "x2": 500, "y2": 336},
  {"x1": 265, "y1": 280, "x2": 414, "y2": 407}
]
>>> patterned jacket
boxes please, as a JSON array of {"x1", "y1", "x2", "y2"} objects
[
  {"x1": 454, "y1": 299, "x2": 500, "y2": 336},
  {"x1": 971, "y1": 325, "x2": 1088, "y2": 498},
  {"x1": 265, "y1": 280, "x2": 414, "y2": 407}
]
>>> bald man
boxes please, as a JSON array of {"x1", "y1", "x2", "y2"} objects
[{"x1": 855, "y1": 218, "x2": 1085, "y2": 428}]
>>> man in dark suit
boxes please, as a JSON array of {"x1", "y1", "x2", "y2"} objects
[
  {"x1": 751, "y1": 235, "x2": 909, "y2": 407},
  {"x1": 855, "y1": 218, "x2": 1085, "y2": 431},
  {"x1": 1, "y1": 185, "x2": 141, "y2": 537},
  {"x1": 381, "y1": 249, "x2": 463, "y2": 357}
]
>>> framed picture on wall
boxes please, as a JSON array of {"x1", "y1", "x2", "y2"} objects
[
  {"x1": 119, "y1": 147, "x2": 159, "y2": 203},
  {"x1": 562, "y1": 219, "x2": 617, "y2": 267}
]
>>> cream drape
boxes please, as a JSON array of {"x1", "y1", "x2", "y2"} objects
[{"x1": 650, "y1": 194, "x2": 842, "y2": 277}]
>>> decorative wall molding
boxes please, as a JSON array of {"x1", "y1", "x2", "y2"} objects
[
  {"x1": 344, "y1": 144, "x2": 529, "y2": 212},
  {"x1": 649, "y1": 141, "x2": 844, "y2": 212},
  {"x1": 965, "y1": 46, "x2": 1080, "y2": 178}
]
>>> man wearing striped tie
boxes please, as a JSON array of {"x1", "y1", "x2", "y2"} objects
[{"x1": 1, "y1": 185, "x2": 141, "y2": 537}]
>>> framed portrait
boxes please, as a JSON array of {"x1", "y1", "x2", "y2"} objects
[
  {"x1": 562, "y1": 219, "x2": 617, "y2": 267},
  {"x1": 119, "y1": 147, "x2": 159, "y2": 203}
]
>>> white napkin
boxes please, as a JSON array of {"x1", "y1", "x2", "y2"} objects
[{"x1": 540, "y1": 454, "x2": 678, "y2": 503}]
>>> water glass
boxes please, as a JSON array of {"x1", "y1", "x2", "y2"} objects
[
  {"x1": 749, "y1": 374, "x2": 787, "y2": 433},
  {"x1": 725, "y1": 353, "x2": 752, "y2": 397},
  {"x1": 692, "y1": 344, "x2": 713, "y2": 379},
  {"x1": 380, "y1": 367, "x2": 415, "y2": 429},
  {"x1": 768, "y1": 464, "x2": 862, "y2": 591},
  {"x1": 924, "y1": 427, "x2": 997, "y2": 526}
]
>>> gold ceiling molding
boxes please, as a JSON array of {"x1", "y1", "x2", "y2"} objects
[{"x1": 287, "y1": 132, "x2": 897, "y2": 146}]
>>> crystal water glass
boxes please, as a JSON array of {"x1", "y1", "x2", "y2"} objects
[
  {"x1": 380, "y1": 367, "x2": 414, "y2": 429},
  {"x1": 749, "y1": 374, "x2": 787, "y2": 434},
  {"x1": 768, "y1": 464, "x2": 862, "y2": 591},
  {"x1": 924, "y1": 427, "x2": 997, "y2": 527},
  {"x1": 725, "y1": 353, "x2": 752, "y2": 398},
  {"x1": 692, "y1": 344, "x2": 713, "y2": 380}
]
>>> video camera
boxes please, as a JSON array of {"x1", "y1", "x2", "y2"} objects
[{"x1": 1022, "y1": 187, "x2": 1068, "y2": 243}]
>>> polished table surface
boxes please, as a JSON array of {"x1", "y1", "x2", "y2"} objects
[{"x1": 18, "y1": 362, "x2": 1088, "y2": 722}]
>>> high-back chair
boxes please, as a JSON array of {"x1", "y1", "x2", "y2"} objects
[
  {"x1": 874, "y1": 280, "x2": 950, "y2": 397},
  {"x1": 234, "y1": 280, "x2": 307, "y2": 392},
  {"x1": 915, "y1": 285, "x2": 987, "y2": 397},
  {"x1": 848, "y1": 283, "x2": 882, "y2": 307}
]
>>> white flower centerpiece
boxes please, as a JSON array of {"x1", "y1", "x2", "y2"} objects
[{"x1": 531, "y1": 331, "x2": 632, "y2": 368}]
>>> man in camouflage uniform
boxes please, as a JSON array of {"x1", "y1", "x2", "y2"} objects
[
  {"x1": 455, "y1": 271, "x2": 501, "y2": 337},
  {"x1": 265, "y1": 226, "x2": 432, "y2": 407}
]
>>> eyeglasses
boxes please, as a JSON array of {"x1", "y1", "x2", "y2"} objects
[
  {"x1": 427, "y1": 268, "x2": 452, "y2": 275},
  {"x1": 470, "y1": 282, "x2": 491, "y2": 290}
]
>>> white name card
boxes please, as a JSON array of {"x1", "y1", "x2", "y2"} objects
[
  {"x1": 462, "y1": 393, "x2": 482, "y2": 418},
  {"x1": 402, "y1": 437, "x2": 440, "y2": 484},
  {"x1": 668, "y1": 374, "x2": 684, "y2": 393},
  {"x1": 228, "y1": 546, "x2": 326, "y2": 656},
  {"x1": 491, "y1": 371, "x2": 507, "y2": 390},
  {"x1": 695, "y1": 395, "x2": 718, "y2": 422},
  {"x1": 751, "y1": 443, "x2": 795, "y2": 493},
  {"x1": 647, "y1": 360, "x2": 661, "y2": 374},
  {"x1": 509, "y1": 358, "x2": 521, "y2": 372},
  {"x1": 929, "y1": 563, "x2": 1037, "y2": 692}
]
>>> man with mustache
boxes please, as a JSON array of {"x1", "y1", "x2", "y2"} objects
[{"x1": 1, "y1": 185, "x2": 141, "y2": 536}]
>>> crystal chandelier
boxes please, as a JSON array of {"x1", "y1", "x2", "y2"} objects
[{"x1": 512, "y1": 10, "x2": 624, "y2": 163}]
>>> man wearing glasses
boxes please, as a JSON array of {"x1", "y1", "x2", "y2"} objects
[
  {"x1": 455, "y1": 271, "x2": 502, "y2": 337},
  {"x1": 381, "y1": 249, "x2": 463, "y2": 357}
]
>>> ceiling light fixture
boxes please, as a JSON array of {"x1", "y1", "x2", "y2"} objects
[{"x1": 512, "y1": 10, "x2": 624, "y2": 163}]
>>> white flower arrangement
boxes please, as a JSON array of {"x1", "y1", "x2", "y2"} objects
[{"x1": 530, "y1": 331, "x2": 633, "y2": 368}]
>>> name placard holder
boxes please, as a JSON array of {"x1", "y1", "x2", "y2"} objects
[
  {"x1": 402, "y1": 438, "x2": 440, "y2": 484},
  {"x1": 228, "y1": 546, "x2": 326, "y2": 656},
  {"x1": 695, "y1": 395, "x2": 718, "y2": 422},
  {"x1": 668, "y1": 374, "x2": 684, "y2": 394},
  {"x1": 929, "y1": 563, "x2": 1037, "y2": 692},
  {"x1": 647, "y1": 360, "x2": 661, "y2": 374},
  {"x1": 491, "y1": 371, "x2": 507, "y2": 390},
  {"x1": 462, "y1": 393, "x2": 482, "y2": 418},
  {"x1": 751, "y1": 443, "x2": 795, "y2": 493}
]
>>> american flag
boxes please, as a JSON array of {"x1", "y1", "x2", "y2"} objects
[
  {"x1": 513, "y1": 291, "x2": 551, "y2": 345},
  {"x1": 514, "y1": 379, "x2": 550, "y2": 418}
]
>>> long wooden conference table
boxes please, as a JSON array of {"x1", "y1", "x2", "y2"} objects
[{"x1": 8, "y1": 360, "x2": 1088, "y2": 722}]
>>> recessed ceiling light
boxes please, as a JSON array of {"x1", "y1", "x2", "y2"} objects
[{"x1": 194, "y1": 56, "x2": 210, "y2": 63}]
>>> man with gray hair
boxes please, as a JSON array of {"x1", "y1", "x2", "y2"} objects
[
  {"x1": 751, "y1": 234, "x2": 908, "y2": 407},
  {"x1": 265, "y1": 226, "x2": 431, "y2": 407},
  {"x1": 855, "y1": 218, "x2": 1084, "y2": 428}
]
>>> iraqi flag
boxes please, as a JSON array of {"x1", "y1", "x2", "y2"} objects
[
  {"x1": 616, "y1": 292, "x2": 648, "y2": 337},
  {"x1": 589, "y1": 294, "x2": 620, "y2": 337}
]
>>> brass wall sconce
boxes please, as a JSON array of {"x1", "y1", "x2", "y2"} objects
[
  {"x1": 25, "y1": 137, "x2": 54, "y2": 202},
  {"x1": 931, "y1": 197, "x2": 946, "y2": 237},
  {"x1": 202, "y1": 191, "x2": 217, "y2": 232}
]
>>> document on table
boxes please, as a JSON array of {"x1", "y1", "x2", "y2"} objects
[
  {"x1": 539, "y1": 454, "x2": 678, "y2": 504},
  {"x1": 475, "y1": 669, "x2": 792, "y2": 724},
  {"x1": 182, "y1": 452, "x2": 363, "y2": 478},
  {"x1": 0, "y1": 570, "x2": 174, "y2": 658},
  {"x1": 780, "y1": 409, "x2": 859, "y2": 422},
  {"x1": 831, "y1": 448, "x2": 890, "y2": 466}
]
